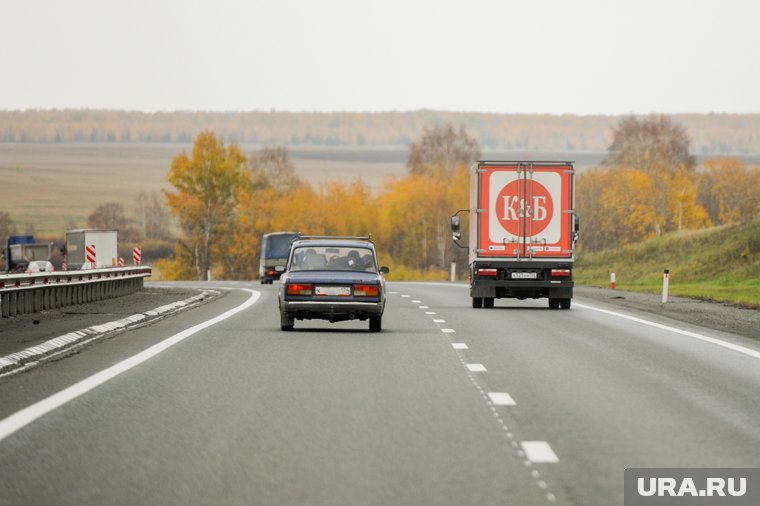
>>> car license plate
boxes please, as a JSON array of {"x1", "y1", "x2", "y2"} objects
[
  {"x1": 275, "y1": 266, "x2": 285, "y2": 272},
  {"x1": 511, "y1": 272, "x2": 537, "y2": 279},
  {"x1": 315, "y1": 286, "x2": 351, "y2": 296}
]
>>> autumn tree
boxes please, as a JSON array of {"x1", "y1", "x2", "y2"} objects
[
  {"x1": 698, "y1": 158, "x2": 760, "y2": 225},
  {"x1": 407, "y1": 123, "x2": 480, "y2": 178},
  {"x1": 165, "y1": 131, "x2": 247, "y2": 280}
]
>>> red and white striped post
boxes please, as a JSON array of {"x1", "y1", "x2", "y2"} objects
[
  {"x1": 118, "y1": 257, "x2": 125, "y2": 267},
  {"x1": 85, "y1": 244, "x2": 96, "y2": 268},
  {"x1": 132, "y1": 247, "x2": 142, "y2": 266},
  {"x1": 610, "y1": 272, "x2": 616, "y2": 289},
  {"x1": 62, "y1": 254, "x2": 68, "y2": 271},
  {"x1": 662, "y1": 269, "x2": 670, "y2": 303}
]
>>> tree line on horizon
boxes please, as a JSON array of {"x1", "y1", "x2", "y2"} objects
[{"x1": 2, "y1": 109, "x2": 760, "y2": 155}]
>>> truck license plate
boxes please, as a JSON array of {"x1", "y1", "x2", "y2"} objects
[
  {"x1": 315, "y1": 286, "x2": 351, "y2": 296},
  {"x1": 511, "y1": 272, "x2": 537, "y2": 279}
]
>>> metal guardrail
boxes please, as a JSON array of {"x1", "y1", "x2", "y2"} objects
[{"x1": 0, "y1": 267, "x2": 152, "y2": 318}]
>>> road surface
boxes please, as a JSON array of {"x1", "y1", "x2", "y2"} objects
[{"x1": 0, "y1": 281, "x2": 758, "y2": 505}]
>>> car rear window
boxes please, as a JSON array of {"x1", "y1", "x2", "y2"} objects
[{"x1": 290, "y1": 246, "x2": 376, "y2": 272}]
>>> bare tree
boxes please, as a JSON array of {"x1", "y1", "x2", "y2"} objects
[
  {"x1": 88, "y1": 202, "x2": 130, "y2": 230},
  {"x1": 603, "y1": 114, "x2": 696, "y2": 175},
  {"x1": 249, "y1": 146, "x2": 300, "y2": 193},
  {"x1": 407, "y1": 123, "x2": 480, "y2": 177},
  {"x1": 136, "y1": 191, "x2": 170, "y2": 240}
]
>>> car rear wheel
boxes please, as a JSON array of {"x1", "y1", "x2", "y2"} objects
[
  {"x1": 472, "y1": 297, "x2": 483, "y2": 308},
  {"x1": 369, "y1": 316, "x2": 382, "y2": 332},
  {"x1": 483, "y1": 297, "x2": 494, "y2": 308},
  {"x1": 548, "y1": 298, "x2": 560, "y2": 309},
  {"x1": 559, "y1": 298, "x2": 571, "y2": 310},
  {"x1": 280, "y1": 312, "x2": 294, "y2": 331}
]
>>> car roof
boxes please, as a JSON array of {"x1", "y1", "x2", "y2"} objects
[{"x1": 291, "y1": 239, "x2": 376, "y2": 250}]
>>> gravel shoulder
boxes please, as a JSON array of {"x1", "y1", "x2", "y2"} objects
[{"x1": 574, "y1": 286, "x2": 760, "y2": 340}]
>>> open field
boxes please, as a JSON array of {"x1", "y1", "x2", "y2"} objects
[{"x1": 0, "y1": 143, "x2": 410, "y2": 234}]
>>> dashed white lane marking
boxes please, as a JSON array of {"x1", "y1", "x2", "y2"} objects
[
  {"x1": 0, "y1": 289, "x2": 261, "y2": 444},
  {"x1": 466, "y1": 363, "x2": 487, "y2": 372},
  {"x1": 441, "y1": 328, "x2": 456, "y2": 334},
  {"x1": 419, "y1": 306, "x2": 429, "y2": 309},
  {"x1": 451, "y1": 343, "x2": 469, "y2": 350},
  {"x1": 425, "y1": 311, "x2": 436, "y2": 315},
  {"x1": 388, "y1": 291, "x2": 398, "y2": 295},
  {"x1": 433, "y1": 319, "x2": 445, "y2": 323},
  {"x1": 400, "y1": 295, "x2": 410, "y2": 298},
  {"x1": 412, "y1": 300, "x2": 422, "y2": 303},
  {"x1": 521, "y1": 441, "x2": 559, "y2": 463},
  {"x1": 574, "y1": 302, "x2": 760, "y2": 361},
  {"x1": 488, "y1": 392, "x2": 516, "y2": 406}
]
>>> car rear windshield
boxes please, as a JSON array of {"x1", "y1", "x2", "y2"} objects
[{"x1": 290, "y1": 246, "x2": 376, "y2": 272}]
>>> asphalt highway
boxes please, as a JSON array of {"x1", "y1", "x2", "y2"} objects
[{"x1": 0, "y1": 281, "x2": 759, "y2": 505}]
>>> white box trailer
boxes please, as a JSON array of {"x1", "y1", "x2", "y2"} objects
[
  {"x1": 452, "y1": 161, "x2": 579, "y2": 309},
  {"x1": 65, "y1": 229, "x2": 118, "y2": 269}
]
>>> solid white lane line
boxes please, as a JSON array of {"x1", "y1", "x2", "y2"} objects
[
  {"x1": 0, "y1": 289, "x2": 261, "y2": 445},
  {"x1": 488, "y1": 392, "x2": 516, "y2": 406},
  {"x1": 451, "y1": 343, "x2": 469, "y2": 350},
  {"x1": 574, "y1": 302, "x2": 760, "y2": 361},
  {"x1": 521, "y1": 441, "x2": 559, "y2": 463},
  {"x1": 441, "y1": 328, "x2": 456, "y2": 333},
  {"x1": 467, "y1": 363, "x2": 487, "y2": 372}
]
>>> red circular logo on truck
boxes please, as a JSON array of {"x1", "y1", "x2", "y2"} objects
[{"x1": 494, "y1": 180, "x2": 554, "y2": 235}]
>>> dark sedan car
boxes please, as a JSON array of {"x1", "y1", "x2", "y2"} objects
[{"x1": 278, "y1": 237, "x2": 389, "y2": 331}]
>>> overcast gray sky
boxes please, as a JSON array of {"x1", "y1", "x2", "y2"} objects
[{"x1": 1, "y1": 0, "x2": 758, "y2": 114}]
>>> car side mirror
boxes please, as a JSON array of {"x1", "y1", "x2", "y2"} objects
[
  {"x1": 573, "y1": 215, "x2": 580, "y2": 242},
  {"x1": 379, "y1": 266, "x2": 390, "y2": 274},
  {"x1": 451, "y1": 215, "x2": 461, "y2": 241}
]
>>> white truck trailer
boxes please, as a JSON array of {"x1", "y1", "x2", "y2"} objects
[
  {"x1": 452, "y1": 161, "x2": 579, "y2": 309},
  {"x1": 65, "y1": 229, "x2": 118, "y2": 269}
]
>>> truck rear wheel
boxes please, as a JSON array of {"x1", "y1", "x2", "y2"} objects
[
  {"x1": 548, "y1": 298, "x2": 560, "y2": 309},
  {"x1": 483, "y1": 297, "x2": 494, "y2": 308},
  {"x1": 472, "y1": 297, "x2": 483, "y2": 308},
  {"x1": 560, "y1": 298, "x2": 571, "y2": 310}
]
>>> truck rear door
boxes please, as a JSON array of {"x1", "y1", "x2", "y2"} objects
[{"x1": 476, "y1": 162, "x2": 574, "y2": 259}]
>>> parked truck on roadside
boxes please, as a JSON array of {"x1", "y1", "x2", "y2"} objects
[
  {"x1": 451, "y1": 161, "x2": 579, "y2": 309},
  {"x1": 65, "y1": 229, "x2": 118, "y2": 270},
  {"x1": 3, "y1": 235, "x2": 54, "y2": 272}
]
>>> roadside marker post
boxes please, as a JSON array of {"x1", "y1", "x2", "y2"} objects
[
  {"x1": 610, "y1": 272, "x2": 616, "y2": 289},
  {"x1": 662, "y1": 269, "x2": 669, "y2": 303}
]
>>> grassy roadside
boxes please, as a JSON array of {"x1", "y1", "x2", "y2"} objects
[{"x1": 574, "y1": 220, "x2": 760, "y2": 308}]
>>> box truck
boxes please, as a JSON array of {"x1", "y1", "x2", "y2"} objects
[
  {"x1": 65, "y1": 229, "x2": 118, "y2": 269},
  {"x1": 452, "y1": 161, "x2": 579, "y2": 309}
]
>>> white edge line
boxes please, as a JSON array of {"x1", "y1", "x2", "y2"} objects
[
  {"x1": 0, "y1": 289, "x2": 260, "y2": 444},
  {"x1": 574, "y1": 302, "x2": 760, "y2": 360}
]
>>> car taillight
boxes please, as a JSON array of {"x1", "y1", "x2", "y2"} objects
[
  {"x1": 287, "y1": 283, "x2": 313, "y2": 295},
  {"x1": 551, "y1": 269, "x2": 571, "y2": 277},
  {"x1": 268, "y1": 270, "x2": 276, "y2": 276},
  {"x1": 353, "y1": 284, "x2": 379, "y2": 297},
  {"x1": 477, "y1": 268, "x2": 498, "y2": 277}
]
